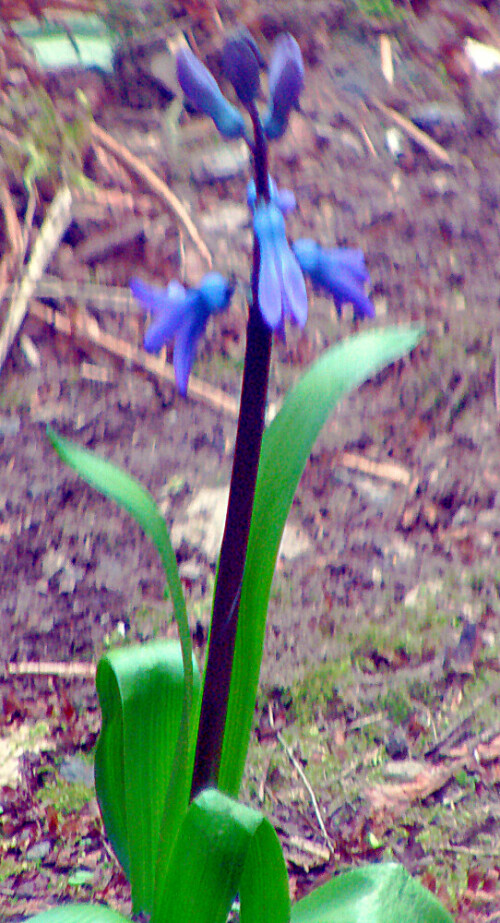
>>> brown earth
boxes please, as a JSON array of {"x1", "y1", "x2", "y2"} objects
[{"x1": 1, "y1": 1, "x2": 499, "y2": 919}]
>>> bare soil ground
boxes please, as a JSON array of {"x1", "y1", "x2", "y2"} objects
[{"x1": 1, "y1": 1, "x2": 499, "y2": 919}]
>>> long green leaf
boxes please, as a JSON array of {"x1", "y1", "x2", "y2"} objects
[
  {"x1": 95, "y1": 641, "x2": 201, "y2": 913},
  {"x1": 46, "y1": 426, "x2": 191, "y2": 688},
  {"x1": 153, "y1": 788, "x2": 289, "y2": 923},
  {"x1": 47, "y1": 427, "x2": 198, "y2": 902},
  {"x1": 290, "y1": 862, "x2": 454, "y2": 923},
  {"x1": 25, "y1": 905, "x2": 129, "y2": 923},
  {"x1": 219, "y1": 326, "x2": 424, "y2": 794}
]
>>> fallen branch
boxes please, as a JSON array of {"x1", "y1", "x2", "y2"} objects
[
  {"x1": 30, "y1": 299, "x2": 239, "y2": 417},
  {"x1": 90, "y1": 122, "x2": 212, "y2": 267},
  {"x1": 5, "y1": 661, "x2": 95, "y2": 678},
  {"x1": 269, "y1": 703, "x2": 333, "y2": 853},
  {"x1": 371, "y1": 98, "x2": 453, "y2": 165},
  {"x1": 338, "y1": 450, "x2": 411, "y2": 486},
  {"x1": 0, "y1": 185, "x2": 73, "y2": 373}
]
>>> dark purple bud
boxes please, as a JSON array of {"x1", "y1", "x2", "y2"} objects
[
  {"x1": 177, "y1": 46, "x2": 246, "y2": 140},
  {"x1": 263, "y1": 33, "x2": 304, "y2": 140},
  {"x1": 222, "y1": 28, "x2": 262, "y2": 106}
]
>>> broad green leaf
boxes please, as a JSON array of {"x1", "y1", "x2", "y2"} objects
[
  {"x1": 153, "y1": 788, "x2": 289, "y2": 923},
  {"x1": 12, "y1": 16, "x2": 117, "y2": 72},
  {"x1": 219, "y1": 326, "x2": 424, "y2": 794},
  {"x1": 290, "y1": 862, "x2": 454, "y2": 922},
  {"x1": 95, "y1": 641, "x2": 201, "y2": 914},
  {"x1": 46, "y1": 427, "x2": 193, "y2": 714},
  {"x1": 25, "y1": 905, "x2": 129, "y2": 923}
]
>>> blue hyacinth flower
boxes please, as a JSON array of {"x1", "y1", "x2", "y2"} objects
[
  {"x1": 253, "y1": 201, "x2": 307, "y2": 331},
  {"x1": 247, "y1": 176, "x2": 296, "y2": 216},
  {"x1": 292, "y1": 239, "x2": 375, "y2": 319},
  {"x1": 263, "y1": 33, "x2": 304, "y2": 140},
  {"x1": 130, "y1": 272, "x2": 233, "y2": 396},
  {"x1": 177, "y1": 46, "x2": 246, "y2": 140}
]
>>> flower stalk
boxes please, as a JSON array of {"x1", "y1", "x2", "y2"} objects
[{"x1": 190, "y1": 107, "x2": 272, "y2": 798}]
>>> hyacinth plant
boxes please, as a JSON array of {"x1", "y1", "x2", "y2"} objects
[{"x1": 30, "y1": 30, "x2": 453, "y2": 923}]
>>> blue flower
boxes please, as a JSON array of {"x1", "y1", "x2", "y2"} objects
[
  {"x1": 263, "y1": 34, "x2": 304, "y2": 141},
  {"x1": 222, "y1": 29, "x2": 263, "y2": 106},
  {"x1": 130, "y1": 273, "x2": 233, "y2": 396},
  {"x1": 177, "y1": 46, "x2": 246, "y2": 140},
  {"x1": 247, "y1": 176, "x2": 296, "y2": 216},
  {"x1": 292, "y1": 239, "x2": 375, "y2": 319},
  {"x1": 253, "y1": 201, "x2": 307, "y2": 331}
]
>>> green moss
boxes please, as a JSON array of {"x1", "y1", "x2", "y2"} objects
[
  {"x1": 291, "y1": 660, "x2": 351, "y2": 724},
  {"x1": 37, "y1": 776, "x2": 92, "y2": 815}
]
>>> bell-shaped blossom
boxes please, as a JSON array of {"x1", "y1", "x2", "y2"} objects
[
  {"x1": 131, "y1": 272, "x2": 233, "y2": 396},
  {"x1": 247, "y1": 176, "x2": 296, "y2": 216},
  {"x1": 293, "y1": 239, "x2": 375, "y2": 319},
  {"x1": 263, "y1": 34, "x2": 304, "y2": 140},
  {"x1": 177, "y1": 46, "x2": 246, "y2": 139},
  {"x1": 253, "y1": 201, "x2": 307, "y2": 331},
  {"x1": 222, "y1": 28, "x2": 262, "y2": 106}
]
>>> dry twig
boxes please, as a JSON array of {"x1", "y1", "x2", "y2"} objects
[
  {"x1": 30, "y1": 299, "x2": 239, "y2": 417},
  {"x1": 0, "y1": 185, "x2": 72, "y2": 373},
  {"x1": 90, "y1": 122, "x2": 212, "y2": 267},
  {"x1": 371, "y1": 98, "x2": 453, "y2": 165},
  {"x1": 269, "y1": 703, "x2": 333, "y2": 853}
]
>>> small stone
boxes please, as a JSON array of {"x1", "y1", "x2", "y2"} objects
[
  {"x1": 172, "y1": 486, "x2": 228, "y2": 563},
  {"x1": 279, "y1": 523, "x2": 312, "y2": 561},
  {"x1": 451, "y1": 506, "x2": 474, "y2": 528},
  {"x1": 200, "y1": 203, "x2": 248, "y2": 237},
  {"x1": 59, "y1": 755, "x2": 94, "y2": 787},
  {"x1": 179, "y1": 560, "x2": 204, "y2": 582},
  {"x1": 26, "y1": 840, "x2": 51, "y2": 861},
  {"x1": 385, "y1": 728, "x2": 409, "y2": 760},
  {"x1": 382, "y1": 759, "x2": 426, "y2": 782},
  {"x1": 191, "y1": 142, "x2": 250, "y2": 184},
  {"x1": 410, "y1": 101, "x2": 466, "y2": 142},
  {"x1": 0, "y1": 414, "x2": 20, "y2": 436},
  {"x1": 385, "y1": 127, "x2": 404, "y2": 159}
]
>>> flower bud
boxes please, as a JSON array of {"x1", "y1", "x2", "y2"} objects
[
  {"x1": 177, "y1": 46, "x2": 246, "y2": 140},
  {"x1": 263, "y1": 33, "x2": 304, "y2": 140},
  {"x1": 222, "y1": 28, "x2": 262, "y2": 106}
]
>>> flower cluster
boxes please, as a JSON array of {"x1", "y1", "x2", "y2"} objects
[
  {"x1": 131, "y1": 31, "x2": 375, "y2": 395},
  {"x1": 130, "y1": 273, "x2": 233, "y2": 396}
]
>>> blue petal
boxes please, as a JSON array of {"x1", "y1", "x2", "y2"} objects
[
  {"x1": 293, "y1": 240, "x2": 374, "y2": 319},
  {"x1": 253, "y1": 203, "x2": 284, "y2": 328},
  {"x1": 279, "y1": 242, "x2": 308, "y2": 327},
  {"x1": 196, "y1": 272, "x2": 234, "y2": 315},
  {"x1": 173, "y1": 306, "x2": 208, "y2": 396},
  {"x1": 327, "y1": 270, "x2": 375, "y2": 318},
  {"x1": 321, "y1": 248, "x2": 369, "y2": 285},
  {"x1": 263, "y1": 33, "x2": 304, "y2": 140},
  {"x1": 177, "y1": 46, "x2": 246, "y2": 140},
  {"x1": 292, "y1": 239, "x2": 320, "y2": 275},
  {"x1": 130, "y1": 278, "x2": 187, "y2": 316}
]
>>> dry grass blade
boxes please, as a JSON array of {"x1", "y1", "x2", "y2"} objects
[{"x1": 0, "y1": 185, "x2": 72, "y2": 373}]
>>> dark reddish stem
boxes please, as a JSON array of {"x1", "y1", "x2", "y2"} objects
[{"x1": 190, "y1": 106, "x2": 271, "y2": 798}]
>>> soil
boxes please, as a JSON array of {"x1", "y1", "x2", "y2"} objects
[{"x1": 1, "y1": 1, "x2": 500, "y2": 920}]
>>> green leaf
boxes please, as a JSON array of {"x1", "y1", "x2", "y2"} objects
[
  {"x1": 12, "y1": 15, "x2": 117, "y2": 72},
  {"x1": 46, "y1": 426, "x2": 193, "y2": 719},
  {"x1": 290, "y1": 862, "x2": 454, "y2": 922},
  {"x1": 153, "y1": 788, "x2": 289, "y2": 923},
  {"x1": 95, "y1": 641, "x2": 201, "y2": 914},
  {"x1": 24, "y1": 905, "x2": 129, "y2": 923},
  {"x1": 219, "y1": 326, "x2": 424, "y2": 794}
]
